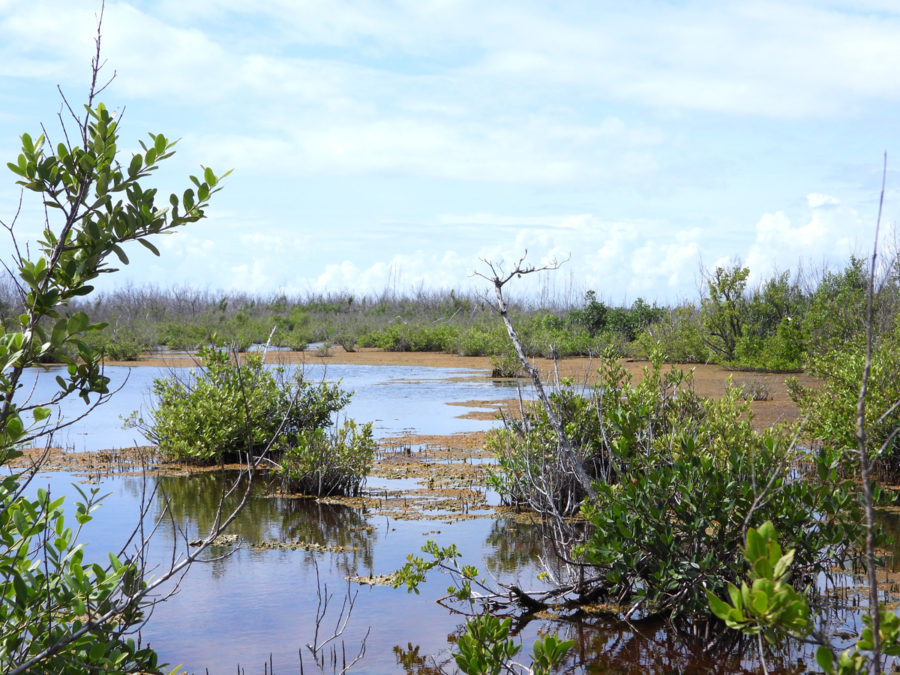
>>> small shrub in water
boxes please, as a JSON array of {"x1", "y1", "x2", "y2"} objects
[{"x1": 279, "y1": 419, "x2": 375, "y2": 497}]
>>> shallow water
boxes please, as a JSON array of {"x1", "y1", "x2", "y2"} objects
[
  {"x1": 17, "y1": 362, "x2": 900, "y2": 673},
  {"x1": 18, "y1": 362, "x2": 520, "y2": 451},
  {"x1": 20, "y1": 362, "x2": 538, "y2": 672}
]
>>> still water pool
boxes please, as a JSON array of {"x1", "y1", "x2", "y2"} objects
[
  {"x1": 21, "y1": 362, "x2": 543, "y2": 673},
  {"x1": 17, "y1": 362, "x2": 896, "y2": 673}
]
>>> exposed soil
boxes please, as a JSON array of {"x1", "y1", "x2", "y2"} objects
[
  {"x1": 106, "y1": 346, "x2": 818, "y2": 430},
  {"x1": 18, "y1": 349, "x2": 820, "y2": 524}
]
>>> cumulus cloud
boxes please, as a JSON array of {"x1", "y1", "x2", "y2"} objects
[
  {"x1": 288, "y1": 214, "x2": 710, "y2": 303},
  {"x1": 4, "y1": 0, "x2": 897, "y2": 307},
  {"x1": 744, "y1": 197, "x2": 866, "y2": 282}
]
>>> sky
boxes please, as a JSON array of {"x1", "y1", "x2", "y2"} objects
[{"x1": 1, "y1": 0, "x2": 899, "y2": 305}]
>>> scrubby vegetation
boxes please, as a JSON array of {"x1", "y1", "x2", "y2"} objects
[
  {"x1": 485, "y1": 352, "x2": 867, "y2": 629},
  {"x1": 0, "y1": 65, "x2": 232, "y2": 671},
  {"x1": 3, "y1": 253, "x2": 895, "y2": 376},
  {"x1": 789, "y1": 314, "x2": 900, "y2": 477},
  {"x1": 395, "y1": 247, "x2": 900, "y2": 672},
  {"x1": 132, "y1": 345, "x2": 374, "y2": 496}
]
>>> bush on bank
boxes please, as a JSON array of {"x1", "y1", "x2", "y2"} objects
[{"x1": 789, "y1": 315, "x2": 900, "y2": 479}]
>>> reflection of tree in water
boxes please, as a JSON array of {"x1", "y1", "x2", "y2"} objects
[
  {"x1": 392, "y1": 643, "x2": 450, "y2": 675},
  {"x1": 560, "y1": 616, "x2": 811, "y2": 674},
  {"x1": 279, "y1": 497, "x2": 375, "y2": 574},
  {"x1": 148, "y1": 472, "x2": 375, "y2": 574},
  {"x1": 483, "y1": 517, "x2": 552, "y2": 578},
  {"x1": 877, "y1": 510, "x2": 900, "y2": 571}
]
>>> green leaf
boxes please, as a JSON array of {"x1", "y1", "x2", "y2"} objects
[
  {"x1": 5, "y1": 415, "x2": 24, "y2": 442},
  {"x1": 33, "y1": 407, "x2": 50, "y2": 422},
  {"x1": 815, "y1": 646, "x2": 834, "y2": 673},
  {"x1": 111, "y1": 244, "x2": 129, "y2": 265},
  {"x1": 12, "y1": 573, "x2": 29, "y2": 607},
  {"x1": 138, "y1": 238, "x2": 160, "y2": 256},
  {"x1": 129, "y1": 153, "x2": 142, "y2": 177},
  {"x1": 707, "y1": 590, "x2": 733, "y2": 621}
]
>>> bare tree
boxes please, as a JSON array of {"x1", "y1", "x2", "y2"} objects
[{"x1": 474, "y1": 253, "x2": 596, "y2": 504}]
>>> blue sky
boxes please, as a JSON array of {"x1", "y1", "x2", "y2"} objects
[{"x1": 1, "y1": 0, "x2": 899, "y2": 304}]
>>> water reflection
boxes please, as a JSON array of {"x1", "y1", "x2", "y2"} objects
[
  {"x1": 148, "y1": 471, "x2": 375, "y2": 575},
  {"x1": 393, "y1": 642, "x2": 448, "y2": 674},
  {"x1": 483, "y1": 517, "x2": 548, "y2": 576}
]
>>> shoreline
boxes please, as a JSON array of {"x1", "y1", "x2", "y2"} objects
[{"x1": 104, "y1": 346, "x2": 817, "y2": 430}]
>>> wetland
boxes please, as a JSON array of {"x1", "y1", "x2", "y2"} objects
[{"x1": 16, "y1": 349, "x2": 877, "y2": 674}]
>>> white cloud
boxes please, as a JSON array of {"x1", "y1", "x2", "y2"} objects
[
  {"x1": 744, "y1": 200, "x2": 866, "y2": 281},
  {"x1": 3, "y1": 0, "x2": 898, "y2": 308},
  {"x1": 807, "y1": 193, "x2": 840, "y2": 208}
]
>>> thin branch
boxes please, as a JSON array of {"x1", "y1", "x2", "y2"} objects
[{"x1": 856, "y1": 151, "x2": 887, "y2": 674}]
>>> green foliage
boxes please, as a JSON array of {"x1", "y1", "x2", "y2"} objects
[
  {"x1": 789, "y1": 317, "x2": 900, "y2": 477},
  {"x1": 0, "y1": 94, "x2": 226, "y2": 672},
  {"x1": 279, "y1": 419, "x2": 375, "y2": 497},
  {"x1": 453, "y1": 614, "x2": 521, "y2": 675},
  {"x1": 635, "y1": 302, "x2": 710, "y2": 363},
  {"x1": 393, "y1": 540, "x2": 463, "y2": 595},
  {"x1": 46, "y1": 253, "x2": 898, "y2": 374},
  {"x1": 0, "y1": 484, "x2": 159, "y2": 673},
  {"x1": 804, "y1": 257, "x2": 869, "y2": 359},
  {"x1": 487, "y1": 351, "x2": 707, "y2": 513},
  {"x1": 489, "y1": 347, "x2": 523, "y2": 378},
  {"x1": 359, "y1": 322, "x2": 457, "y2": 352},
  {"x1": 581, "y1": 433, "x2": 861, "y2": 626},
  {"x1": 143, "y1": 345, "x2": 350, "y2": 464},
  {"x1": 709, "y1": 522, "x2": 900, "y2": 674},
  {"x1": 706, "y1": 521, "x2": 811, "y2": 642},
  {"x1": 701, "y1": 264, "x2": 750, "y2": 362},
  {"x1": 489, "y1": 352, "x2": 865, "y2": 627},
  {"x1": 452, "y1": 615, "x2": 572, "y2": 675},
  {"x1": 394, "y1": 541, "x2": 572, "y2": 675},
  {"x1": 568, "y1": 291, "x2": 663, "y2": 343},
  {"x1": 816, "y1": 607, "x2": 900, "y2": 674},
  {"x1": 529, "y1": 633, "x2": 573, "y2": 675},
  {"x1": 143, "y1": 345, "x2": 375, "y2": 496}
]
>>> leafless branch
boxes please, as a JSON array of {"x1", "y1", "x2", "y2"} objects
[
  {"x1": 856, "y1": 152, "x2": 887, "y2": 673},
  {"x1": 475, "y1": 252, "x2": 596, "y2": 503}
]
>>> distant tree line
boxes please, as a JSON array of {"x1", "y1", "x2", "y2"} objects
[{"x1": 0, "y1": 253, "x2": 896, "y2": 373}]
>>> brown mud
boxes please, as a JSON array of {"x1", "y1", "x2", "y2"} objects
[
  {"x1": 106, "y1": 346, "x2": 818, "y2": 430},
  {"x1": 18, "y1": 349, "x2": 819, "y2": 524}
]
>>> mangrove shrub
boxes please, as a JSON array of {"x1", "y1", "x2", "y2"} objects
[
  {"x1": 143, "y1": 346, "x2": 349, "y2": 463},
  {"x1": 789, "y1": 316, "x2": 900, "y2": 478},
  {"x1": 142, "y1": 346, "x2": 376, "y2": 496},
  {"x1": 488, "y1": 352, "x2": 866, "y2": 630},
  {"x1": 0, "y1": 88, "x2": 226, "y2": 671}
]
